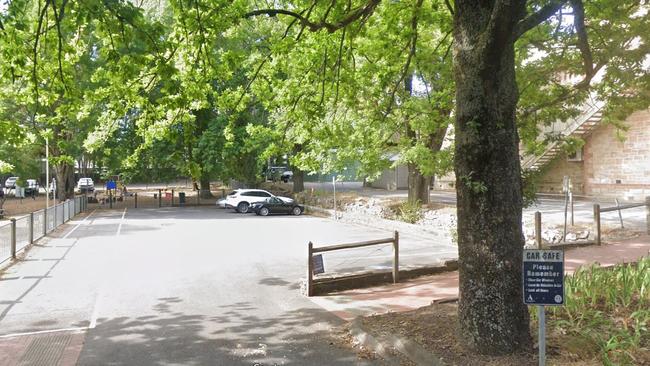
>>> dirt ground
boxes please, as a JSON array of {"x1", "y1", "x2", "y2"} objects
[
  {"x1": 356, "y1": 303, "x2": 603, "y2": 366},
  {"x1": 0, "y1": 195, "x2": 52, "y2": 217}
]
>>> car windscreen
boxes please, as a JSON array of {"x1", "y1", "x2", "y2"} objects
[{"x1": 228, "y1": 191, "x2": 238, "y2": 196}]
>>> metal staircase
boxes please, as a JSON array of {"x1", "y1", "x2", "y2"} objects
[{"x1": 522, "y1": 99, "x2": 605, "y2": 171}]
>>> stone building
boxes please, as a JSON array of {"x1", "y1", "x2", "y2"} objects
[
  {"x1": 534, "y1": 108, "x2": 650, "y2": 201},
  {"x1": 432, "y1": 106, "x2": 650, "y2": 201}
]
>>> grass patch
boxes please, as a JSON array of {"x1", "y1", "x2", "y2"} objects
[
  {"x1": 537, "y1": 257, "x2": 650, "y2": 365},
  {"x1": 394, "y1": 200, "x2": 423, "y2": 224}
]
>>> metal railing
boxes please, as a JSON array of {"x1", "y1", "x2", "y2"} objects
[{"x1": 0, "y1": 196, "x2": 88, "y2": 265}]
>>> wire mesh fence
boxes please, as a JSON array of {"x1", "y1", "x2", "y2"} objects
[
  {"x1": 15, "y1": 216, "x2": 30, "y2": 252},
  {"x1": 33, "y1": 210, "x2": 45, "y2": 241},
  {"x1": 0, "y1": 197, "x2": 87, "y2": 265},
  {"x1": 0, "y1": 222, "x2": 11, "y2": 264},
  {"x1": 56, "y1": 203, "x2": 64, "y2": 226},
  {"x1": 46, "y1": 206, "x2": 55, "y2": 233}
]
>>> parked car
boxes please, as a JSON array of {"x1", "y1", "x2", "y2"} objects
[
  {"x1": 216, "y1": 198, "x2": 226, "y2": 208},
  {"x1": 77, "y1": 177, "x2": 95, "y2": 193},
  {"x1": 4, "y1": 176, "x2": 18, "y2": 189},
  {"x1": 266, "y1": 166, "x2": 288, "y2": 181},
  {"x1": 223, "y1": 189, "x2": 294, "y2": 213},
  {"x1": 280, "y1": 170, "x2": 293, "y2": 183},
  {"x1": 251, "y1": 197, "x2": 304, "y2": 216},
  {"x1": 24, "y1": 179, "x2": 40, "y2": 196}
]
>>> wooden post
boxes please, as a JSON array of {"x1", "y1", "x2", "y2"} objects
[
  {"x1": 134, "y1": 193, "x2": 138, "y2": 208},
  {"x1": 570, "y1": 192, "x2": 574, "y2": 226},
  {"x1": 594, "y1": 204, "x2": 601, "y2": 246},
  {"x1": 646, "y1": 196, "x2": 650, "y2": 235},
  {"x1": 109, "y1": 191, "x2": 113, "y2": 209},
  {"x1": 171, "y1": 189, "x2": 175, "y2": 206},
  {"x1": 307, "y1": 241, "x2": 314, "y2": 297},
  {"x1": 615, "y1": 198, "x2": 624, "y2": 229},
  {"x1": 10, "y1": 218, "x2": 16, "y2": 258},
  {"x1": 29, "y1": 212, "x2": 34, "y2": 244},
  {"x1": 535, "y1": 211, "x2": 542, "y2": 248},
  {"x1": 158, "y1": 189, "x2": 162, "y2": 208},
  {"x1": 393, "y1": 231, "x2": 399, "y2": 283},
  {"x1": 197, "y1": 190, "x2": 200, "y2": 206},
  {"x1": 222, "y1": 188, "x2": 226, "y2": 199}
]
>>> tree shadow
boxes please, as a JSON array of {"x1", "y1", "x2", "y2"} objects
[{"x1": 77, "y1": 297, "x2": 377, "y2": 366}]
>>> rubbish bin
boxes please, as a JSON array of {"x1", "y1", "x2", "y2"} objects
[{"x1": 178, "y1": 192, "x2": 186, "y2": 206}]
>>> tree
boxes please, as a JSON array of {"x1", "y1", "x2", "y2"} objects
[
  {"x1": 245, "y1": 0, "x2": 455, "y2": 199},
  {"x1": 245, "y1": 0, "x2": 650, "y2": 354}
]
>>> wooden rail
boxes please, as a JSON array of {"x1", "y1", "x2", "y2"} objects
[
  {"x1": 307, "y1": 231, "x2": 399, "y2": 297},
  {"x1": 536, "y1": 196, "x2": 650, "y2": 247},
  {"x1": 600, "y1": 202, "x2": 646, "y2": 213}
]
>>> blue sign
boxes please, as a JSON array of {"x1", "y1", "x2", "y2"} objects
[
  {"x1": 106, "y1": 180, "x2": 117, "y2": 190},
  {"x1": 312, "y1": 254, "x2": 325, "y2": 275},
  {"x1": 523, "y1": 249, "x2": 564, "y2": 305}
]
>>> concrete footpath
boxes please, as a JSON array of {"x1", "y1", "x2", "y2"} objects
[{"x1": 311, "y1": 234, "x2": 650, "y2": 321}]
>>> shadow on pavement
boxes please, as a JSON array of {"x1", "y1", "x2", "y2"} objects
[{"x1": 77, "y1": 297, "x2": 376, "y2": 366}]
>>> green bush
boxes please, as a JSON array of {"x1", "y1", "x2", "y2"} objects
[
  {"x1": 396, "y1": 200, "x2": 422, "y2": 224},
  {"x1": 542, "y1": 257, "x2": 650, "y2": 365}
]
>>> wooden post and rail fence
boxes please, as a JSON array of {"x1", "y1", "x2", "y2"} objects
[
  {"x1": 535, "y1": 196, "x2": 650, "y2": 247},
  {"x1": 307, "y1": 231, "x2": 399, "y2": 297}
]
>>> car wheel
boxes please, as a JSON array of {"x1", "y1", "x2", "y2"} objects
[
  {"x1": 237, "y1": 202, "x2": 249, "y2": 213},
  {"x1": 292, "y1": 206, "x2": 302, "y2": 216},
  {"x1": 259, "y1": 207, "x2": 270, "y2": 216}
]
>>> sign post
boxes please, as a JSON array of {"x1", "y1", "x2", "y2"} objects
[{"x1": 523, "y1": 248, "x2": 564, "y2": 366}]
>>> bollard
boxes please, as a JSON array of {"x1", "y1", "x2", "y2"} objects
[
  {"x1": 135, "y1": 193, "x2": 138, "y2": 208},
  {"x1": 594, "y1": 204, "x2": 601, "y2": 245},
  {"x1": 171, "y1": 189, "x2": 174, "y2": 206},
  {"x1": 393, "y1": 231, "x2": 399, "y2": 283},
  {"x1": 197, "y1": 190, "x2": 200, "y2": 206},
  {"x1": 158, "y1": 189, "x2": 162, "y2": 208},
  {"x1": 10, "y1": 218, "x2": 16, "y2": 259},
  {"x1": 109, "y1": 191, "x2": 113, "y2": 209},
  {"x1": 29, "y1": 212, "x2": 34, "y2": 244},
  {"x1": 307, "y1": 242, "x2": 314, "y2": 297},
  {"x1": 222, "y1": 188, "x2": 225, "y2": 199}
]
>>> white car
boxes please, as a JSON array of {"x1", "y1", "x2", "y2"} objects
[
  {"x1": 223, "y1": 189, "x2": 294, "y2": 213},
  {"x1": 4, "y1": 176, "x2": 18, "y2": 189},
  {"x1": 77, "y1": 177, "x2": 95, "y2": 193}
]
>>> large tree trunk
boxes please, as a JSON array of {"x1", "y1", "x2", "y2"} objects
[
  {"x1": 292, "y1": 169, "x2": 305, "y2": 193},
  {"x1": 55, "y1": 163, "x2": 75, "y2": 201},
  {"x1": 453, "y1": 1, "x2": 530, "y2": 354},
  {"x1": 407, "y1": 164, "x2": 429, "y2": 204},
  {"x1": 199, "y1": 174, "x2": 213, "y2": 198}
]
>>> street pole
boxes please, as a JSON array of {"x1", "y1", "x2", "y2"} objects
[
  {"x1": 332, "y1": 176, "x2": 337, "y2": 220},
  {"x1": 45, "y1": 137, "x2": 49, "y2": 211},
  {"x1": 537, "y1": 224, "x2": 546, "y2": 366}
]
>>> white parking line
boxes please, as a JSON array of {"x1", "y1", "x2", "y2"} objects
[
  {"x1": 116, "y1": 208, "x2": 127, "y2": 236},
  {"x1": 62, "y1": 209, "x2": 97, "y2": 239},
  {"x1": 0, "y1": 326, "x2": 87, "y2": 339}
]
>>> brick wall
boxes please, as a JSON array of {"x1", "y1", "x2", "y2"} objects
[
  {"x1": 583, "y1": 109, "x2": 650, "y2": 201},
  {"x1": 537, "y1": 152, "x2": 585, "y2": 194}
]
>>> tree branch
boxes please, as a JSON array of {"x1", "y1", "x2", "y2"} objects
[
  {"x1": 514, "y1": 0, "x2": 568, "y2": 39},
  {"x1": 245, "y1": 0, "x2": 381, "y2": 33},
  {"x1": 570, "y1": 0, "x2": 593, "y2": 78}
]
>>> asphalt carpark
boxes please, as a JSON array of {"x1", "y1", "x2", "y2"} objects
[{"x1": 0, "y1": 205, "x2": 456, "y2": 365}]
